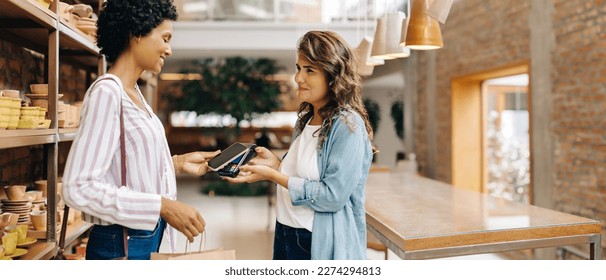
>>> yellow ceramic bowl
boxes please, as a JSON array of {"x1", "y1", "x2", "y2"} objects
[
  {"x1": 20, "y1": 107, "x2": 39, "y2": 116},
  {"x1": 1, "y1": 232, "x2": 18, "y2": 255}
]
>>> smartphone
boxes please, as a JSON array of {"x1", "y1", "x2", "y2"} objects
[{"x1": 208, "y1": 142, "x2": 257, "y2": 177}]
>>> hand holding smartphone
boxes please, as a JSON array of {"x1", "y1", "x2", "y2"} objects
[{"x1": 207, "y1": 142, "x2": 257, "y2": 177}]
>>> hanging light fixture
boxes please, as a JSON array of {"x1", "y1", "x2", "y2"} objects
[
  {"x1": 384, "y1": 11, "x2": 410, "y2": 58},
  {"x1": 363, "y1": 0, "x2": 384, "y2": 66},
  {"x1": 355, "y1": 37, "x2": 375, "y2": 76},
  {"x1": 371, "y1": 15, "x2": 395, "y2": 60},
  {"x1": 427, "y1": 0, "x2": 454, "y2": 24},
  {"x1": 402, "y1": 0, "x2": 443, "y2": 50},
  {"x1": 354, "y1": 0, "x2": 383, "y2": 76}
]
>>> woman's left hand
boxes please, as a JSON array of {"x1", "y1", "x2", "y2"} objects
[{"x1": 223, "y1": 164, "x2": 276, "y2": 184}]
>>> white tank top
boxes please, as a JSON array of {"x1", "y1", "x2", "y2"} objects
[{"x1": 275, "y1": 123, "x2": 320, "y2": 231}]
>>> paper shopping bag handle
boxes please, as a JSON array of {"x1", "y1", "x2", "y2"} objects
[{"x1": 184, "y1": 230, "x2": 206, "y2": 254}]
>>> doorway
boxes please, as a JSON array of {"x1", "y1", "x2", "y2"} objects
[
  {"x1": 483, "y1": 75, "x2": 530, "y2": 203},
  {"x1": 451, "y1": 62, "x2": 531, "y2": 202}
]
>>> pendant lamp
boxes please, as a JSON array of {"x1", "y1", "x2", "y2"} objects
[
  {"x1": 370, "y1": 15, "x2": 394, "y2": 60},
  {"x1": 427, "y1": 0, "x2": 454, "y2": 24},
  {"x1": 355, "y1": 37, "x2": 375, "y2": 76},
  {"x1": 402, "y1": 0, "x2": 443, "y2": 50},
  {"x1": 384, "y1": 11, "x2": 410, "y2": 58}
]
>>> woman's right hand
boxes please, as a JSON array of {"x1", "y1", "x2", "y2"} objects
[
  {"x1": 248, "y1": 146, "x2": 281, "y2": 170},
  {"x1": 160, "y1": 197, "x2": 205, "y2": 242}
]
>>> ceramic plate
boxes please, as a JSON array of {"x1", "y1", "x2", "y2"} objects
[
  {"x1": 4, "y1": 248, "x2": 27, "y2": 258},
  {"x1": 1, "y1": 198, "x2": 32, "y2": 204},
  {"x1": 17, "y1": 237, "x2": 37, "y2": 247},
  {"x1": 24, "y1": 94, "x2": 63, "y2": 99}
]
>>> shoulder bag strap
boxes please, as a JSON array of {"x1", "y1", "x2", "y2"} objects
[{"x1": 119, "y1": 94, "x2": 129, "y2": 259}]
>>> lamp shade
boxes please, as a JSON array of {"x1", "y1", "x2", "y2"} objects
[
  {"x1": 371, "y1": 16, "x2": 395, "y2": 60},
  {"x1": 355, "y1": 37, "x2": 375, "y2": 76},
  {"x1": 402, "y1": 0, "x2": 443, "y2": 50},
  {"x1": 385, "y1": 12, "x2": 410, "y2": 58},
  {"x1": 427, "y1": 0, "x2": 454, "y2": 24}
]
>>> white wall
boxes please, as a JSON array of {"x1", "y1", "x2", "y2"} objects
[{"x1": 363, "y1": 87, "x2": 404, "y2": 170}]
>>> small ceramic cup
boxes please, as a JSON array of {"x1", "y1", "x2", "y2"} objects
[
  {"x1": 25, "y1": 190, "x2": 43, "y2": 201},
  {"x1": 1, "y1": 232, "x2": 18, "y2": 255},
  {"x1": 30, "y1": 210, "x2": 47, "y2": 231},
  {"x1": 6, "y1": 224, "x2": 28, "y2": 244},
  {"x1": 4, "y1": 185, "x2": 26, "y2": 201}
]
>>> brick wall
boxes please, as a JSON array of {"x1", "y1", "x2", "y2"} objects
[
  {"x1": 414, "y1": 0, "x2": 531, "y2": 181},
  {"x1": 0, "y1": 39, "x2": 86, "y2": 187},
  {"x1": 550, "y1": 0, "x2": 606, "y2": 240},
  {"x1": 412, "y1": 0, "x2": 606, "y2": 256}
]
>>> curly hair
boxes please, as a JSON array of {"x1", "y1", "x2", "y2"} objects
[
  {"x1": 97, "y1": 0, "x2": 178, "y2": 63},
  {"x1": 295, "y1": 31, "x2": 374, "y2": 150}
]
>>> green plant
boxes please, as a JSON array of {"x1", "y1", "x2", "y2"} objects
[
  {"x1": 390, "y1": 100, "x2": 404, "y2": 139},
  {"x1": 363, "y1": 98, "x2": 380, "y2": 133},
  {"x1": 168, "y1": 57, "x2": 283, "y2": 135}
]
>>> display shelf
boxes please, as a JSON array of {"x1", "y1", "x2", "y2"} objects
[
  {"x1": 19, "y1": 242, "x2": 55, "y2": 260},
  {"x1": 0, "y1": 0, "x2": 103, "y2": 260},
  {"x1": 0, "y1": 129, "x2": 56, "y2": 148},
  {"x1": 20, "y1": 220, "x2": 92, "y2": 260},
  {"x1": 58, "y1": 127, "x2": 79, "y2": 142},
  {"x1": 58, "y1": 21, "x2": 98, "y2": 54},
  {"x1": 0, "y1": 1, "x2": 57, "y2": 54},
  {"x1": 1, "y1": 0, "x2": 57, "y2": 29},
  {"x1": 64, "y1": 219, "x2": 92, "y2": 248}
]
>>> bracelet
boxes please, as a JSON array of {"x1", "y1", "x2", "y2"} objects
[{"x1": 172, "y1": 155, "x2": 183, "y2": 174}]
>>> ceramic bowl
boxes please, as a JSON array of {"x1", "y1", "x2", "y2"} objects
[
  {"x1": 29, "y1": 84, "x2": 48, "y2": 95},
  {"x1": 0, "y1": 90, "x2": 20, "y2": 98},
  {"x1": 25, "y1": 190, "x2": 43, "y2": 201},
  {"x1": 71, "y1": 4, "x2": 93, "y2": 18},
  {"x1": 4, "y1": 185, "x2": 26, "y2": 201}
]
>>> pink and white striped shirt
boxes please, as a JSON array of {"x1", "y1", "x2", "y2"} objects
[{"x1": 63, "y1": 74, "x2": 177, "y2": 250}]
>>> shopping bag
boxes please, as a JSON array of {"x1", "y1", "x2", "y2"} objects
[
  {"x1": 151, "y1": 248, "x2": 236, "y2": 260},
  {"x1": 151, "y1": 232, "x2": 236, "y2": 260}
]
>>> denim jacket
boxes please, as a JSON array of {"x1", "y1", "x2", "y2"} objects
[{"x1": 287, "y1": 110, "x2": 373, "y2": 259}]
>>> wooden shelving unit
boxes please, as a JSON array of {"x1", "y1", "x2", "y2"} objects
[{"x1": 0, "y1": 0, "x2": 103, "y2": 259}]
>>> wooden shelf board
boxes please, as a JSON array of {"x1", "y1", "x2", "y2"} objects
[{"x1": 0, "y1": 129, "x2": 56, "y2": 148}]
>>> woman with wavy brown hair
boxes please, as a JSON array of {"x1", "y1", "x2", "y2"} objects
[{"x1": 226, "y1": 30, "x2": 374, "y2": 260}]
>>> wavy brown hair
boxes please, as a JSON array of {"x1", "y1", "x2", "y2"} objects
[{"x1": 295, "y1": 31, "x2": 374, "y2": 150}]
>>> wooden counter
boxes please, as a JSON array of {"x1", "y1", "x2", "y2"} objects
[{"x1": 365, "y1": 172, "x2": 602, "y2": 259}]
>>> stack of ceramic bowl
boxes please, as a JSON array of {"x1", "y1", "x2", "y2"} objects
[
  {"x1": 76, "y1": 17, "x2": 97, "y2": 39},
  {"x1": 0, "y1": 90, "x2": 21, "y2": 129},
  {"x1": 24, "y1": 84, "x2": 54, "y2": 129},
  {"x1": 71, "y1": 4, "x2": 93, "y2": 18},
  {"x1": 1, "y1": 186, "x2": 33, "y2": 225},
  {"x1": 18, "y1": 106, "x2": 42, "y2": 129}
]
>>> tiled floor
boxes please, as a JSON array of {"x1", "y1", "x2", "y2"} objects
[{"x1": 160, "y1": 175, "x2": 505, "y2": 260}]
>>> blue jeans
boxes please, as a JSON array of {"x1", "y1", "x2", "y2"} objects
[
  {"x1": 273, "y1": 221, "x2": 312, "y2": 260},
  {"x1": 86, "y1": 219, "x2": 166, "y2": 260}
]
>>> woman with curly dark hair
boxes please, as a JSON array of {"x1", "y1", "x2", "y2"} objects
[
  {"x1": 63, "y1": 0, "x2": 219, "y2": 260},
  {"x1": 226, "y1": 31, "x2": 374, "y2": 259}
]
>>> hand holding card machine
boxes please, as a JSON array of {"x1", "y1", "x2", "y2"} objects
[{"x1": 208, "y1": 142, "x2": 257, "y2": 177}]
